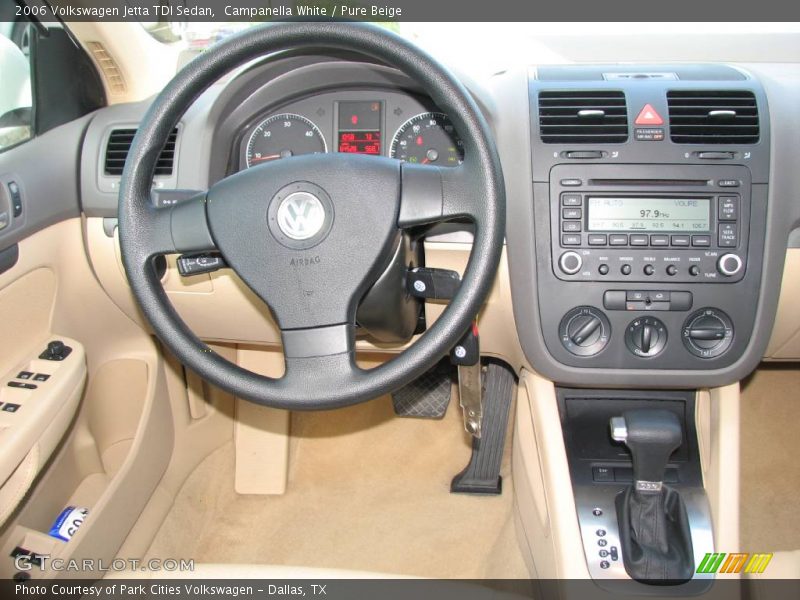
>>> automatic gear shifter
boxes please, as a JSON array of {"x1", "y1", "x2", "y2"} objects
[{"x1": 610, "y1": 409, "x2": 694, "y2": 583}]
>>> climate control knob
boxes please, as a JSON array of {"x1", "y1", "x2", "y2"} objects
[
  {"x1": 559, "y1": 306, "x2": 611, "y2": 357},
  {"x1": 625, "y1": 317, "x2": 667, "y2": 358},
  {"x1": 559, "y1": 251, "x2": 583, "y2": 275},
  {"x1": 717, "y1": 253, "x2": 743, "y2": 277},
  {"x1": 682, "y1": 308, "x2": 734, "y2": 358}
]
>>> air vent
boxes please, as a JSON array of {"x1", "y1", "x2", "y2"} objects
[
  {"x1": 104, "y1": 128, "x2": 178, "y2": 176},
  {"x1": 667, "y1": 91, "x2": 759, "y2": 144},
  {"x1": 538, "y1": 91, "x2": 628, "y2": 143}
]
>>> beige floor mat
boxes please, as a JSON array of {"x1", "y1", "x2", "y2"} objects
[
  {"x1": 740, "y1": 365, "x2": 800, "y2": 552},
  {"x1": 146, "y1": 394, "x2": 530, "y2": 578}
]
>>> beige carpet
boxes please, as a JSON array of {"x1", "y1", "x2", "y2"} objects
[
  {"x1": 740, "y1": 365, "x2": 800, "y2": 552},
  {"x1": 146, "y1": 395, "x2": 530, "y2": 578}
]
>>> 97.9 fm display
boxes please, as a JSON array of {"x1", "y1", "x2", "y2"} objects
[{"x1": 337, "y1": 101, "x2": 382, "y2": 155}]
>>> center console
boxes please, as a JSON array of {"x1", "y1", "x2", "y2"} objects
[
  {"x1": 498, "y1": 64, "x2": 774, "y2": 587},
  {"x1": 522, "y1": 64, "x2": 771, "y2": 383}
]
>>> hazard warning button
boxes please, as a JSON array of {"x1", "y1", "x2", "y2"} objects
[{"x1": 635, "y1": 104, "x2": 664, "y2": 126}]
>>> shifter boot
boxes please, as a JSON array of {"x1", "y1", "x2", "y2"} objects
[{"x1": 616, "y1": 484, "x2": 694, "y2": 583}]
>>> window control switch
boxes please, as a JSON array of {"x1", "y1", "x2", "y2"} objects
[
  {"x1": 16, "y1": 371, "x2": 33, "y2": 380},
  {"x1": 32, "y1": 374, "x2": 50, "y2": 382},
  {"x1": 7, "y1": 381, "x2": 36, "y2": 390}
]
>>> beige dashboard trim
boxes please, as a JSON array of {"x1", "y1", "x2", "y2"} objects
[{"x1": 765, "y1": 248, "x2": 800, "y2": 360}]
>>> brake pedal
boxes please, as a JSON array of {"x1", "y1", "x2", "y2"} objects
[
  {"x1": 391, "y1": 359, "x2": 453, "y2": 419},
  {"x1": 451, "y1": 362, "x2": 514, "y2": 495}
]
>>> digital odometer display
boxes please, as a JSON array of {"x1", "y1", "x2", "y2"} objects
[
  {"x1": 587, "y1": 197, "x2": 711, "y2": 232},
  {"x1": 337, "y1": 101, "x2": 382, "y2": 155}
]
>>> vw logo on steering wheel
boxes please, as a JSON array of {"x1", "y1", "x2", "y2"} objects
[{"x1": 277, "y1": 191, "x2": 326, "y2": 240}]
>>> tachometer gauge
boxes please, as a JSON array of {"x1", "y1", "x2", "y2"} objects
[
  {"x1": 245, "y1": 113, "x2": 327, "y2": 168},
  {"x1": 390, "y1": 112, "x2": 464, "y2": 167}
]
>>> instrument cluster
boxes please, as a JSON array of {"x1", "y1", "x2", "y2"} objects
[{"x1": 237, "y1": 90, "x2": 463, "y2": 171}]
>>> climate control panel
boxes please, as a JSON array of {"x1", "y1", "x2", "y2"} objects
[{"x1": 559, "y1": 306, "x2": 735, "y2": 361}]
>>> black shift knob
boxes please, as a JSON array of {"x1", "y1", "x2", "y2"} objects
[{"x1": 610, "y1": 409, "x2": 682, "y2": 491}]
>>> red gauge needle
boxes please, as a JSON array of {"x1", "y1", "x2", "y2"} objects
[
  {"x1": 421, "y1": 158, "x2": 430, "y2": 164},
  {"x1": 250, "y1": 154, "x2": 282, "y2": 163}
]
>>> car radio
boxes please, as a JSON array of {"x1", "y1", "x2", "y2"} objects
[{"x1": 549, "y1": 164, "x2": 751, "y2": 284}]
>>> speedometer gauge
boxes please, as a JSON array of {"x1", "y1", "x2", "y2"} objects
[
  {"x1": 390, "y1": 112, "x2": 463, "y2": 167},
  {"x1": 245, "y1": 113, "x2": 327, "y2": 168}
]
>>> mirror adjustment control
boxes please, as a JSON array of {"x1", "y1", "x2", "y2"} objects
[
  {"x1": 717, "y1": 253, "x2": 743, "y2": 277},
  {"x1": 682, "y1": 308, "x2": 734, "y2": 358},
  {"x1": 559, "y1": 306, "x2": 611, "y2": 357},
  {"x1": 39, "y1": 340, "x2": 72, "y2": 361},
  {"x1": 559, "y1": 251, "x2": 583, "y2": 275}
]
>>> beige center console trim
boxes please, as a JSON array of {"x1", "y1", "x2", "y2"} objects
[
  {"x1": 513, "y1": 370, "x2": 744, "y2": 582},
  {"x1": 513, "y1": 371, "x2": 590, "y2": 579},
  {"x1": 696, "y1": 384, "x2": 741, "y2": 553},
  {"x1": 765, "y1": 248, "x2": 800, "y2": 360}
]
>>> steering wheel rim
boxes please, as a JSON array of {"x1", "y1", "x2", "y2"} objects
[{"x1": 118, "y1": 22, "x2": 505, "y2": 410}]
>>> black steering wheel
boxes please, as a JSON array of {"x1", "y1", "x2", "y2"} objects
[{"x1": 118, "y1": 22, "x2": 505, "y2": 410}]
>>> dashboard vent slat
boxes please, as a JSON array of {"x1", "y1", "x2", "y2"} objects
[
  {"x1": 539, "y1": 90, "x2": 629, "y2": 144},
  {"x1": 667, "y1": 91, "x2": 759, "y2": 144},
  {"x1": 104, "y1": 128, "x2": 179, "y2": 176}
]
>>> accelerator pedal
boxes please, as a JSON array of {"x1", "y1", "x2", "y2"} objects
[
  {"x1": 451, "y1": 362, "x2": 514, "y2": 495},
  {"x1": 391, "y1": 359, "x2": 454, "y2": 419}
]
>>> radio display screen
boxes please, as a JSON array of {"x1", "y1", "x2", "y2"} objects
[{"x1": 587, "y1": 197, "x2": 711, "y2": 232}]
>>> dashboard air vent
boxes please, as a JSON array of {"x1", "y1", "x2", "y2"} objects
[
  {"x1": 538, "y1": 90, "x2": 628, "y2": 143},
  {"x1": 667, "y1": 91, "x2": 759, "y2": 144},
  {"x1": 104, "y1": 128, "x2": 178, "y2": 176}
]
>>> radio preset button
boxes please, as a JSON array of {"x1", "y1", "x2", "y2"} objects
[
  {"x1": 561, "y1": 193, "x2": 582, "y2": 206},
  {"x1": 630, "y1": 234, "x2": 648, "y2": 246},
  {"x1": 671, "y1": 235, "x2": 690, "y2": 247},
  {"x1": 650, "y1": 235, "x2": 669, "y2": 246},
  {"x1": 691, "y1": 235, "x2": 711, "y2": 247},
  {"x1": 609, "y1": 234, "x2": 628, "y2": 246},
  {"x1": 718, "y1": 223, "x2": 738, "y2": 247},
  {"x1": 563, "y1": 207, "x2": 582, "y2": 220},
  {"x1": 559, "y1": 251, "x2": 583, "y2": 275},
  {"x1": 588, "y1": 234, "x2": 607, "y2": 246}
]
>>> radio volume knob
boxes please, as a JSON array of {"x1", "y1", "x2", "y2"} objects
[
  {"x1": 559, "y1": 251, "x2": 583, "y2": 275},
  {"x1": 717, "y1": 254, "x2": 743, "y2": 277}
]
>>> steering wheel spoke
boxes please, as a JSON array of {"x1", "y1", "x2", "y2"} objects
[
  {"x1": 398, "y1": 162, "x2": 482, "y2": 228},
  {"x1": 280, "y1": 324, "x2": 358, "y2": 389},
  {"x1": 144, "y1": 192, "x2": 216, "y2": 257}
]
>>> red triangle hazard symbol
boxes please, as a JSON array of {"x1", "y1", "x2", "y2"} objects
[{"x1": 635, "y1": 104, "x2": 663, "y2": 126}]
